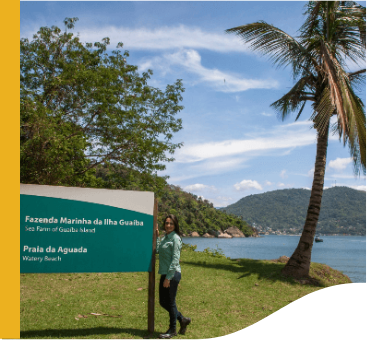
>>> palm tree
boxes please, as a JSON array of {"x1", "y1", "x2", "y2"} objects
[{"x1": 226, "y1": 1, "x2": 366, "y2": 278}]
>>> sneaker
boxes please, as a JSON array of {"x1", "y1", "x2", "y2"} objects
[
  {"x1": 159, "y1": 328, "x2": 177, "y2": 339},
  {"x1": 179, "y1": 317, "x2": 191, "y2": 335}
]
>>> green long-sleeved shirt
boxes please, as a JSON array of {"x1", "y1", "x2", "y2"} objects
[{"x1": 156, "y1": 231, "x2": 182, "y2": 280}]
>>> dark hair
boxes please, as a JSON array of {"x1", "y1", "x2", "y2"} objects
[{"x1": 163, "y1": 214, "x2": 181, "y2": 236}]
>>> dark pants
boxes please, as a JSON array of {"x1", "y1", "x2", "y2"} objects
[{"x1": 159, "y1": 272, "x2": 183, "y2": 330}]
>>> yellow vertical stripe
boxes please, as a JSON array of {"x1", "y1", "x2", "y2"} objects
[{"x1": 1, "y1": 0, "x2": 20, "y2": 338}]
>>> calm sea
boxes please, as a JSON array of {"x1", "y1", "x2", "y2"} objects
[{"x1": 182, "y1": 235, "x2": 366, "y2": 283}]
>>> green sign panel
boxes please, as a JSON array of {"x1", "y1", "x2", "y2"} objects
[{"x1": 20, "y1": 185, "x2": 154, "y2": 273}]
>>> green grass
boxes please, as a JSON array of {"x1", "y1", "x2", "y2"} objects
[{"x1": 20, "y1": 244, "x2": 351, "y2": 339}]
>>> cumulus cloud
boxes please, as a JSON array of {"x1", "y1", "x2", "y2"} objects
[
  {"x1": 234, "y1": 179, "x2": 262, "y2": 191},
  {"x1": 183, "y1": 183, "x2": 216, "y2": 192},
  {"x1": 328, "y1": 158, "x2": 353, "y2": 171},
  {"x1": 265, "y1": 181, "x2": 273, "y2": 186},
  {"x1": 277, "y1": 182, "x2": 286, "y2": 188}
]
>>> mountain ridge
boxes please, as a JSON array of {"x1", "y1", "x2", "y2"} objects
[{"x1": 220, "y1": 186, "x2": 366, "y2": 235}]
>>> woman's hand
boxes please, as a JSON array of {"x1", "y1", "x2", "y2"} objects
[
  {"x1": 155, "y1": 223, "x2": 159, "y2": 237},
  {"x1": 163, "y1": 278, "x2": 170, "y2": 288}
]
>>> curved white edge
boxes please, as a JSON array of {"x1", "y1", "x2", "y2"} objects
[{"x1": 20, "y1": 184, "x2": 154, "y2": 216}]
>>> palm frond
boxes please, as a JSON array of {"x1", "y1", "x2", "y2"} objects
[
  {"x1": 331, "y1": 2, "x2": 365, "y2": 64},
  {"x1": 300, "y1": 1, "x2": 322, "y2": 38},
  {"x1": 271, "y1": 76, "x2": 315, "y2": 121},
  {"x1": 320, "y1": 41, "x2": 366, "y2": 172},
  {"x1": 320, "y1": 41, "x2": 348, "y2": 136},
  {"x1": 348, "y1": 69, "x2": 366, "y2": 88},
  {"x1": 295, "y1": 101, "x2": 307, "y2": 121},
  {"x1": 343, "y1": 81, "x2": 366, "y2": 173},
  {"x1": 343, "y1": 3, "x2": 366, "y2": 47},
  {"x1": 312, "y1": 87, "x2": 336, "y2": 136},
  {"x1": 225, "y1": 22, "x2": 318, "y2": 76}
]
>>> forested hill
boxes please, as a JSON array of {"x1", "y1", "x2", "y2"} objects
[
  {"x1": 156, "y1": 184, "x2": 255, "y2": 236},
  {"x1": 221, "y1": 187, "x2": 366, "y2": 235},
  {"x1": 94, "y1": 165, "x2": 255, "y2": 237}
]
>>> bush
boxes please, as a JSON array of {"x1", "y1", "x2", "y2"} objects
[
  {"x1": 202, "y1": 246, "x2": 226, "y2": 258},
  {"x1": 182, "y1": 243, "x2": 197, "y2": 252}
]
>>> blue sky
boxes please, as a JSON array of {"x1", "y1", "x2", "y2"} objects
[{"x1": 20, "y1": 1, "x2": 366, "y2": 207}]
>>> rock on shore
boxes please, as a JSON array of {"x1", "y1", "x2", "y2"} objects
[
  {"x1": 224, "y1": 226, "x2": 245, "y2": 238},
  {"x1": 186, "y1": 226, "x2": 247, "y2": 238},
  {"x1": 203, "y1": 233, "x2": 215, "y2": 238},
  {"x1": 217, "y1": 231, "x2": 232, "y2": 238}
]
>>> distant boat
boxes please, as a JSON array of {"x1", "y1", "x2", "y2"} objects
[{"x1": 315, "y1": 236, "x2": 323, "y2": 242}]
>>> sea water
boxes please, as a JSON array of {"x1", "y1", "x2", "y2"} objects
[{"x1": 182, "y1": 235, "x2": 366, "y2": 283}]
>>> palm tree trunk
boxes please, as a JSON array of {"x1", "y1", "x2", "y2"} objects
[{"x1": 281, "y1": 121, "x2": 330, "y2": 278}]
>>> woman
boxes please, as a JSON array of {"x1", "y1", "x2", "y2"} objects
[{"x1": 156, "y1": 214, "x2": 191, "y2": 339}]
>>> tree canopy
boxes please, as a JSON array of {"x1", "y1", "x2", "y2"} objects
[{"x1": 21, "y1": 19, "x2": 185, "y2": 186}]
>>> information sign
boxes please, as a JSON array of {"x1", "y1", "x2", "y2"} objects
[{"x1": 20, "y1": 184, "x2": 155, "y2": 273}]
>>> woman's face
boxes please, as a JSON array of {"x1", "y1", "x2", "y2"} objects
[{"x1": 165, "y1": 218, "x2": 175, "y2": 234}]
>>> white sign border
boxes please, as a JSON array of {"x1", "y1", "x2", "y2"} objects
[{"x1": 20, "y1": 184, "x2": 154, "y2": 216}]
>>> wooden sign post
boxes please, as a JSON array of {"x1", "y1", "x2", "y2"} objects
[{"x1": 148, "y1": 199, "x2": 158, "y2": 334}]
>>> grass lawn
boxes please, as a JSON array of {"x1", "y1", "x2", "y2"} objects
[{"x1": 20, "y1": 244, "x2": 351, "y2": 339}]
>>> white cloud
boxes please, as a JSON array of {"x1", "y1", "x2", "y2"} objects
[
  {"x1": 175, "y1": 122, "x2": 316, "y2": 163},
  {"x1": 234, "y1": 179, "x2": 262, "y2": 191},
  {"x1": 190, "y1": 157, "x2": 248, "y2": 174},
  {"x1": 211, "y1": 196, "x2": 234, "y2": 208},
  {"x1": 22, "y1": 25, "x2": 253, "y2": 54},
  {"x1": 308, "y1": 167, "x2": 315, "y2": 177},
  {"x1": 328, "y1": 157, "x2": 353, "y2": 171},
  {"x1": 22, "y1": 24, "x2": 257, "y2": 54},
  {"x1": 261, "y1": 112, "x2": 273, "y2": 117},
  {"x1": 149, "y1": 49, "x2": 278, "y2": 93},
  {"x1": 166, "y1": 157, "x2": 249, "y2": 183},
  {"x1": 280, "y1": 170, "x2": 288, "y2": 179},
  {"x1": 348, "y1": 185, "x2": 366, "y2": 191},
  {"x1": 183, "y1": 183, "x2": 217, "y2": 192},
  {"x1": 265, "y1": 181, "x2": 273, "y2": 186},
  {"x1": 277, "y1": 182, "x2": 285, "y2": 188}
]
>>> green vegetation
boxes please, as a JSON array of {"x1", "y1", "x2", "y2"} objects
[
  {"x1": 20, "y1": 244, "x2": 351, "y2": 339},
  {"x1": 222, "y1": 187, "x2": 366, "y2": 235},
  {"x1": 155, "y1": 184, "x2": 254, "y2": 236},
  {"x1": 21, "y1": 18, "x2": 184, "y2": 187},
  {"x1": 93, "y1": 164, "x2": 254, "y2": 236}
]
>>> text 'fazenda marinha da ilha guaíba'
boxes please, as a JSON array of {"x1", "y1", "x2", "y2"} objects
[{"x1": 24, "y1": 216, "x2": 145, "y2": 226}]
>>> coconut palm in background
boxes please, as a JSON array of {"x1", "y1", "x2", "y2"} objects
[{"x1": 226, "y1": 1, "x2": 366, "y2": 278}]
